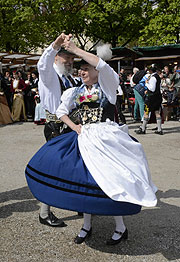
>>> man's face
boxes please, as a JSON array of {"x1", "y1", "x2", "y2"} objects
[
  {"x1": 164, "y1": 66, "x2": 169, "y2": 73},
  {"x1": 55, "y1": 53, "x2": 74, "y2": 74},
  {"x1": 80, "y1": 64, "x2": 98, "y2": 86}
]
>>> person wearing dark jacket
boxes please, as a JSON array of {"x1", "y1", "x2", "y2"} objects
[{"x1": 135, "y1": 64, "x2": 163, "y2": 135}]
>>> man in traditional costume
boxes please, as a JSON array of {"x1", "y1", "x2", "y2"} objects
[
  {"x1": 36, "y1": 33, "x2": 81, "y2": 228},
  {"x1": 26, "y1": 34, "x2": 157, "y2": 245},
  {"x1": 135, "y1": 64, "x2": 163, "y2": 135}
]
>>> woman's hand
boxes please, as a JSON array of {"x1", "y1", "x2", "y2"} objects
[
  {"x1": 60, "y1": 115, "x2": 82, "y2": 135},
  {"x1": 72, "y1": 124, "x2": 82, "y2": 135},
  {"x1": 62, "y1": 38, "x2": 78, "y2": 54},
  {"x1": 53, "y1": 33, "x2": 72, "y2": 50}
]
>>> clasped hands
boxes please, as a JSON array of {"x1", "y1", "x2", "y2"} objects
[{"x1": 53, "y1": 33, "x2": 77, "y2": 54}]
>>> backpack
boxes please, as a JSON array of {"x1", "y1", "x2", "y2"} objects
[{"x1": 132, "y1": 70, "x2": 146, "y2": 84}]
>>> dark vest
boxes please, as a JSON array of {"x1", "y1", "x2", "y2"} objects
[
  {"x1": 57, "y1": 75, "x2": 80, "y2": 93},
  {"x1": 153, "y1": 73, "x2": 161, "y2": 95}
]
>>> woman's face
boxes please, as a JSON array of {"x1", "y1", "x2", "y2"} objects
[
  {"x1": 13, "y1": 73, "x2": 19, "y2": 79},
  {"x1": 80, "y1": 64, "x2": 98, "y2": 86}
]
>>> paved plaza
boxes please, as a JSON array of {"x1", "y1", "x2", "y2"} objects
[{"x1": 0, "y1": 117, "x2": 180, "y2": 262}]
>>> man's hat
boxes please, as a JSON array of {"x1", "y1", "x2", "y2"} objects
[
  {"x1": 78, "y1": 59, "x2": 89, "y2": 66},
  {"x1": 57, "y1": 47, "x2": 75, "y2": 56},
  {"x1": 149, "y1": 63, "x2": 158, "y2": 72}
]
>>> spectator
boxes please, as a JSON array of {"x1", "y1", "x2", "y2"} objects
[
  {"x1": 24, "y1": 71, "x2": 38, "y2": 121},
  {"x1": 119, "y1": 68, "x2": 127, "y2": 111},
  {"x1": 2, "y1": 70, "x2": 13, "y2": 111},
  {"x1": 10, "y1": 71, "x2": 27, "y2": 122},
  {"x1": 72, "y1": 68, "x2": 83, "y2": 86},
  {"x1": 170, "y1": 65, "x2": 180, "y2": 119},
  {"x1": 132, "y1": 67, "x2": 147, "y2": 122},
  {"x1": 116, "y1": 84, "x2": 126, "y2": 124},
  {"x1": 0, "y1": 69, "x2": 13, "y2": 125},
  {"x1": 34, "y1": 90, "x2": 46, "y2": 125}
]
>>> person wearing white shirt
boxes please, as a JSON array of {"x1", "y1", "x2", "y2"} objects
[
  {"x1": 37, "y1": 33, "x2": 81, "y2": 228},
  {"x1": 135, "y1": 64, "x2": 163, "y2": 135}
]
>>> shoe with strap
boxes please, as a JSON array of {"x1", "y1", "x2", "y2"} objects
[
  {"x1": 39, "y1": 212, "x2": 67, "y2": 227},
  {"x1": 74, "y1": 228, "x2": 92, "y2": 244},
  {"x1": 106, "y1": 228, "x2": 128, "y2": 245}
]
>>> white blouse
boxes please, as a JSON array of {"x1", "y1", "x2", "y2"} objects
[{"x1": 56, "y1": 59, "x2": 119, "y2": 119}]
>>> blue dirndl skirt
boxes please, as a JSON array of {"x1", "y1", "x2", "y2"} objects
[{"x1": 25, "y1": 131, "x2": 141, "y2": 216}]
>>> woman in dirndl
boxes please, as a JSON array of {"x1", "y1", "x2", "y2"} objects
[{"x1": 25, "y1": 34, "x2": 157, "y2": 245}]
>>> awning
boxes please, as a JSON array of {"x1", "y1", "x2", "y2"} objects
[
  {"x1": 110, "y1": 56, "x2": 125, "y2": 61},
  {"x1": 0, "y1": 51, "x2": 41, "y2": 68},
  {"x1": 135, "y1": 55, "x2": 180, "y2": 61}
]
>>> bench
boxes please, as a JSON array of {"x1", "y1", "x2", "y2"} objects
[{"x1": 162, "y1": 103, "x2": 179, "y2": 121}]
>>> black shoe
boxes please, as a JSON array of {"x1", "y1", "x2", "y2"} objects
[
  {"x1": 106, "y1": 228, "x2": 128, "y2": 245},
  {"x1": 154, "y1": 130, "x2": 163, "y2": 135},
  {"x1": 77, "y1": 212, "x2": 83, "y2": 216},
  {"x1": 74, "y1": 228, "x2": 92, "y2": 244},
  {"x1": 152, "y1": 127, "x2": 158, "y2": 131},
  {"x1": 39, "y1": 212, "x2": 67, "y2": 227},
  {"x1": 132, "y1": 119, "x2": 140, "y2": 123},
  {"x1": 135, "y1": 128, "x2": 146, "y2": 134}
]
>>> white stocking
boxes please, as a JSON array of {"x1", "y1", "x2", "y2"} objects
[
  {"x1": 112, "y1": 216, "x2": 126, "y2": 240},
  {"x1": 40, "y1": 203, "x2": 50, "y2": 218},
  {"x1": 78, "y1": 213, "x2": 92, "y2": 238}
]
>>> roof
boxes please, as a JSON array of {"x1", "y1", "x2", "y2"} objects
[
  {"x1": 135, "y1": 55, "x2": 180, "y2": 61},
  {"x1": 0, "y1": 52, "x2": 41, "y2": 68},
  {"x1": 111, "y1": 46, "x2": 142, "y2": 57},
  {"x1": 133, "y1": 44, "x2": 180, "y2": 52},
  {"x1": 133, "y1": 44, "x2": 180, "y2": 59}
]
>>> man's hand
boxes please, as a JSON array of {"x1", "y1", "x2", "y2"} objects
[
  {"x1": 52, "y1": 33, "x2": 72, "y2": 50},
  {"x1": 62, "y1": 38, "x2": 78, "y2": 54}
]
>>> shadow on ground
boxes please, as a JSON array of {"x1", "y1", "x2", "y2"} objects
[
  {"x1": 0, "y1": 186, "x2": 83, "y2": 222},
  {"x1": 84, "y1": 189, "x2": 180, "y2": 261},
  {"x1": 128, "y1": 123, "x2": 180, "y2": 135}
]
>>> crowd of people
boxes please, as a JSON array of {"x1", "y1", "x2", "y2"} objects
[
  {"x1": 115, "y1": 64, "x2": 180, "y2": 134},
  {"x1": 0, "y1": 67, "x2": 83, "y2": 125},
  {"x1": 0, "y1": 61, "x2": 180, "y2": 128},
  {"x1": 0, "y1": 69, "x2": 46, "y2": 125}
]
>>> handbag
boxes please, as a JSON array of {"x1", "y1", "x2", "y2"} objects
[{"x1": 134, "y1": 83, "x2": 145, "y2": 97}]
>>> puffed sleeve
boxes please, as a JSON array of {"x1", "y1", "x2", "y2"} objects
[
  {"x1": 56, "y1": 87, "x2": 77, "y2": 119},
  {"x1": 37, "y1": 44, "x2": 57, "y2": 84},
  {"x1": 96, "y1": 58, "x2": 119, "y2": 104}
]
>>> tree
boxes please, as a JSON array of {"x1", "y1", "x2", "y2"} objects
[
  {"x1": 138, "y1": 0, "x2": 180, "y2": 45},
  {"x1": 1, "y1": 0, "x2": 179, "y2": 53},
  {"x1": 0, "y1": 0, "x2": 48, "y2": 52},
  {"x1": 82, "y1": 0, "x2": 147, "y2": 48},
  {"x1": 0, "y1": 0, "x2": 148, "y2": 52}
]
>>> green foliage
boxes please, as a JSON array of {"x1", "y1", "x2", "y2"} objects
[
  {"x1": 83, "y1": 0, "x2": 146, "y2": 47},
  {"x1": 0, "y1": 0, "x2": 179, "y2": 52},
  {"x1": 0, "y1": 0, "x2": 46, "y2": 52},
  {"x1": 138, "y1": 0, "x2": 180, "y2": 45}
]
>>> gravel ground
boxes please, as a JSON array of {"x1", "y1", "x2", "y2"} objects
[{"x1": 0, "y1": 116, "x2": 180, "y2": 262}]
